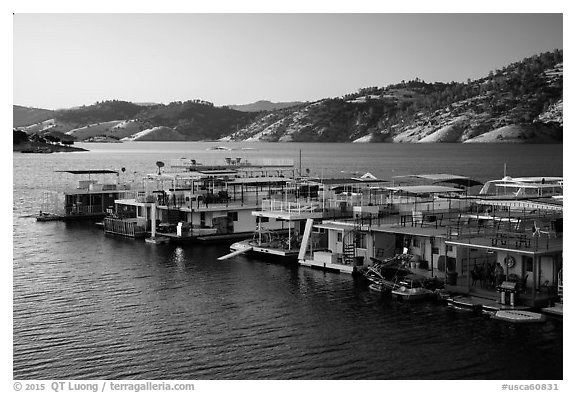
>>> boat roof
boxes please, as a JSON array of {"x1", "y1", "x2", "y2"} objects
[
  {"x1": 485, "y1": 176, "x2": 563, "y2": 185},
  {"x1": 493, "y1": 183, "x2": 562, "y2": 189},
  {"x1": 509, "y1": 176, "x2": 563, "y2": 182},
  {"x1": 385, "y1": 185, "x2": 464, "y2": 194},
  {"x1": 55, "y1": 170, "x2": 119, "y2": 175},
  {"x1": 306, "y1": 178, "x2": 387, "y2": 185},
  {"x1": 396, "y1": 173, "x2": 471, "y2": 181},
  {"x1": 393, "y1": 174, "x2": 483, "y2": 188},
  {"x1": 197, "y1": 169, "x2": 239, "y2": 175},
  {"x1": 228, "y1": 176, "x2": 291, "y2": 185}
]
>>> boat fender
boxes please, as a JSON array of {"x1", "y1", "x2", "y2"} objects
[{"x1": 505, "y1": 256, "x2": 516, "y2": 268}]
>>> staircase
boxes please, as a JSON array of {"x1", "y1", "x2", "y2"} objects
[
  {"x1": 342, "y1": 223, "x2": 359, "y2": 265},
  {"x1": 343, "y1": 242, "x2": 356, "y2": 265}
]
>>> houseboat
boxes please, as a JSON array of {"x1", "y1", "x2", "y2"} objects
[
  {"x1": 223, "y1": 199, "x2": 325, "y2": 261},
  {"x1": 36, "y1": 169, "x2": 134, "y2": 222},
  {"x1": 297, "y1": 174, "x2": 563, "y2": 311},
  {"x1": 105, "y1": 157, "x2": 298, "y2": 241},
  {"x1": 220, "y1": 173, "x2": 390, "y2": 262},
  {"x1": 298, "y1": 183, "x2": 469, "y2": 274}
]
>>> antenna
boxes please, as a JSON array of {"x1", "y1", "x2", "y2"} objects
[{"x1": 299, "y1": 149, "x2": 302, "y2": 178}]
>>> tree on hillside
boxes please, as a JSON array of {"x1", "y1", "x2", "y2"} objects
[{"x1": 13, "y1": 130, "x2": 28, "y2": 145}]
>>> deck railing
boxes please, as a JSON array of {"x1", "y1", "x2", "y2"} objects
[
  {"x1": 446, "y1": 224, "x2": 560, "y2": 251},
  {"x1": 261, "y1": 199, "x2": 322, "y2": 214},
  {"x1": 65, "y1": 205, "x2": 106, "y2": 216}
]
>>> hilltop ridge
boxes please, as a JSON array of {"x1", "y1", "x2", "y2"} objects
[{"x1": 15, "y1": 50, "x2": 562, "y2": 144}]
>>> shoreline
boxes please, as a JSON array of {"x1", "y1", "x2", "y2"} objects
[{"x1": 13, "y1": 141, "x2": 88, "y2": 153}]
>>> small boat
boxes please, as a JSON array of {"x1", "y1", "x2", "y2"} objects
[
  {"x1": 228, "y1": 229, "x2": 299, "y2": 261},
  {"x1": 391, "y1": 275, "x2": 434, "y2": 301},
  {"x1": 492, "y1": 309, "x2": 547, "y2": 323},
  {"x1": 447, "y1": 296, "x2": 484, "y2": 312},
  {"x1": 35, "y1": 212, "x2": 62, "y2": 222}
]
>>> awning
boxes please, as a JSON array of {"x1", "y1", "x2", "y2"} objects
[
  {"x1": 394, "y1": 173, "x2": 470, "y2": 181},
  {"x1": 55, "y1": 170, "x2": 119, "y2": 174},
  {"x1": 385, "y1": 185, "x2": 465, "y2": 194},
  {"x1": 434, "y1": 178, "x2": 484, "y2": 187}
]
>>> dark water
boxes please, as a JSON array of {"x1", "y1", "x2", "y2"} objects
[{"x1": 13, "y1": 142, "x2": 563, "y2": 380}]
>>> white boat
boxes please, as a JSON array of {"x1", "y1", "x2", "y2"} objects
[
  {"x1": 479, "y1": 176, "x2": 563, "y2": 199},
  {"x1": 391, "y1": 276, "x2": 434, "y2": 301},
  {"x1": 228, "y1": 228, "x2": 299, "y2": 260},
  {"x1": 492, "y1": 309, "x2": 547, "y2": 323}
]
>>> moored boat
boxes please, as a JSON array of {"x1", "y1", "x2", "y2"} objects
[
  {"x1": 492, "y1": 309, "x2": 547, "y2": 323},
  {"x1": 35, "y1": 212, "x2": 62, "y2": 222},
  {"x1": 391, "y1": 275, "x2": 434, "y2": 301}
]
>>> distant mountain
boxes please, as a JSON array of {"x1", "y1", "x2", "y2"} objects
[
  {"x1": 228, "y1": 100, "x2": 304, "y2": 112},
  {"x1": 15, "y1": 50, "x2": 562, "y2": 144},
  {"x1": 223, "y1": 50, "x2": 562, "y2": 143},
  {"x1": 13, "y1": 105, "x2": 54, "y2": 127},
  {"x1": 14, "y1": 99, "x2": 259, "y2": 142}
]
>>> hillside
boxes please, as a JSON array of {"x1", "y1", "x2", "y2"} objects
[
  {"x1": 15, "y1": 100, "x2": 259, "y2": 142},
  {"x1": 228, "y1": 100, "x2": 303, "y2": 112},
  {"x1": 13, "y1": 105, "x2": 54, "y2": 127},
  {"x1": 14, "y1": 50, "x2": 562, "y2": 144},
  {"x1": 223, "y1": 50, "x2": 563, "y2": 143}
]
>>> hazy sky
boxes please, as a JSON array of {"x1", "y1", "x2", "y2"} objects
[{"x1": 13, "y1": 13, "x2": 562, "y2": 110}]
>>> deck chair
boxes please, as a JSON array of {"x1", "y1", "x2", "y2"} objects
[{"x1": 539, "y1": 280, "x2": 552, "y2": 294}]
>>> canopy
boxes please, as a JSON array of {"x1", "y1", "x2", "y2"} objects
[
  {"x1": 434, "y1": 178, "x2": 484, "y2": 187},
  {"x1": 385, "y1": 185, "x2": 464, "y2": 194},
  {"x1": 55, "y1": 170, "x2": 118, "y2": 174},
  {"x1": 393, "y1": 173, "x2": 482, "y2": 188}
]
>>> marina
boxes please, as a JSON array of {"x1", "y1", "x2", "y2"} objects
[
  {"x1": 13, "y1": 141, "x2": 564, "y2": 380},
  {"x1": 29, "y1": 147, "x2": 564, "y2": 318},
  {"x1": 13, "y1": 12, "x2": 565, "y2": 384}
]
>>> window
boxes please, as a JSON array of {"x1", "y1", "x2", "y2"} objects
[
  {"x1": 412, "y1": 238, "x2": 421, "y2": 248},
  {"x1": 446, "y1": 245, "x2": 453, "y2": 252},
  {"x1": 228, "y1": 212, "x2": 238, "y2": 222},
  {"x1": 524, "y1": 256, "x2": 534, "y2": 272},
  {"x1": 260, "y1": 217, "x2": 269, "y2": 223},
  {"x1": 337, "y1": 232, "x2": 343, "y2": 242},
  {"x1": 432, "y1": 247, "x2": 439, "y2": 255}
]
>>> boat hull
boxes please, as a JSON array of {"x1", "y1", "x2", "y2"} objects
[
  {"x1": 391, "y1": 288, "x2": 433, "y2": 301},
  {"x1": 492, "y1": 310, "x2": 547, "y2": 323}
]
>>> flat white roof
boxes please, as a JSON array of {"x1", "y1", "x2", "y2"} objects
[{"x1": 385, "y1": 185, "x2": 464, "y2": 194}]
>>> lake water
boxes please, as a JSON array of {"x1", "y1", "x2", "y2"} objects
[{"x1": 12, "y1": 142, "x2": 563, "y2": 380}]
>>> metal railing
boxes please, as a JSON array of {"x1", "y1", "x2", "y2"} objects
[
  {"x1": 446, "y1": 224, "x2": 559, "y2": 251},
  {"x1": 261, "y1": 199, "x2": 322, "y2": 214}
]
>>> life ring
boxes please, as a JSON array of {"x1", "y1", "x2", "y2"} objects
[{"x1": 505, "y1": 256, "x2": 516, "y2": 268}]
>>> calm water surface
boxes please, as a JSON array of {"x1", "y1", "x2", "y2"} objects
[{"x1": 13, "y1": 142, "x2": 563, "y2": 379}]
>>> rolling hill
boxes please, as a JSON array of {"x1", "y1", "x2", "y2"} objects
[
  {"x1": 223, "y1": 51, "x2": 562, "y2": 143},
  {"x1": 14, "y1": 50, "x2": 562, "y2": 144},
  {"x1": 13, "y1": 105, "x2": 54, "y2": 127},
  {"x1": 228, "y1": 100, "x2": 304, "y2": 112}
]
